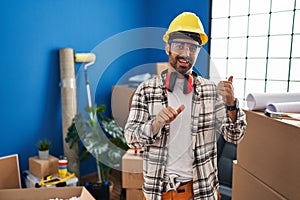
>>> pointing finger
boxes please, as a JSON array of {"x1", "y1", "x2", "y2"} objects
[{"x1": 176, "y1": 105, "x2": 185, "y2": 114}]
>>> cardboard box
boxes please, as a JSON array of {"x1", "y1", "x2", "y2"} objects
[
  {"x1": 126, "y1": 188, "x2": 143, "y2": 200},
  {"x1": 0, "y1": 186, "x2": 95, "y2": 200},
  {"x1": 122, "y1": 149, "x2": 143, "y2": 189},
  {"x1": 232, "y1": 161, "x2": 286, "y2": 200},
  {"x1": 23, "y1": 170, "x2": 78, "y2": 188},
  {"x1": 156, "y1": 62, "x2": 168, "y2": 75},
  {"x1": 237, "y1": 110, "x2": 300, "y2": 200},
  {"x1": 29, "y1": 155, "x2": 59, "y2": 178},
  {"x1": 111, "y1": 85, "x2": 136, "y2": 129},
  {"x1": 0, "y1": 154, "x2": 21, "y2": 189}
]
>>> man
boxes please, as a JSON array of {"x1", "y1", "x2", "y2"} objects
[{"x1": 124, "y1": 12, "x2": 247, "y2": 200}]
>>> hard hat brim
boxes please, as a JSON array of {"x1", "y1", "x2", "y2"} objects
[{"x1": 163, "y1": 30, "x2": 208, "y2": 45}]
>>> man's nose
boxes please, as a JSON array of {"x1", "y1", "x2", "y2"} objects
[{"x1": 182, "y1": 45, "x2": 191, "y2": 57}]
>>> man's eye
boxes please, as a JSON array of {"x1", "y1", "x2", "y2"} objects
[
  {"x1": 175, "y1": 44, "x2": 184, "y2": 49},
  {"x1": 190, "y1": 46, "x2": 197, "y2": 52}
]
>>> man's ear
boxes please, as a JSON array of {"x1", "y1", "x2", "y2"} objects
[{"x1": 165, "y1": 43, "x2": 170, "y2": 55}]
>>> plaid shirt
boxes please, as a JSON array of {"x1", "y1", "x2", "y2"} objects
[{"x1": 124, "y1": 72, "x2": 247, "y2": 200}]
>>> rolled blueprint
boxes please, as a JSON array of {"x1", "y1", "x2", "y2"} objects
[
  {"x1": 59, "y1": 48, "x2": 79, "y2": 177},
  {"x1": 246, "y1": 93, "x2": 300, "y2": 111},
  {"x1": 266, "y1": 101, "x2": 300, "y2": 113}
]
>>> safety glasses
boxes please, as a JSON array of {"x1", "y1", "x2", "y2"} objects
[{"x1": 169, "y1": 40, "x2": 202, "y2": 55}]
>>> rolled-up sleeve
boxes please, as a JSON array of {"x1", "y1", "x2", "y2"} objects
[{"x1": 218, "y1": 100, "x2": 247, "y2": 143}]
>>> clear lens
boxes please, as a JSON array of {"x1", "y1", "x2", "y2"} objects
[{"x1": 170, "y1": 40, "x2": 202, "y2": 55}]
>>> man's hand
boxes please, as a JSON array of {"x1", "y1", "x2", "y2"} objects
[
  {"x1": 217, "y1": 76, "x2": 235, "y2": 106},
  {"x1": 217, "y1": 76, "x2": 237, "y2": 122},
  {"x1": 152, "y1": 105, "x2": 185, "y2": 133}
]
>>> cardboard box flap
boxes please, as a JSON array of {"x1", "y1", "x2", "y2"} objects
[
  {"x1": 0, "y1": 187, "x2": 95, "y2": 200},
  {"x1": 0, "y1": 154, "x2": 21, "y2": 189},
  {"x1": 250, "y1": 110, "x2": 300, "y2": 128}
]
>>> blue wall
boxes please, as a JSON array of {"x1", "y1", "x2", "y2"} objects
[{"x1": 0, "y1": 0, "x2": 210, "y2": 186}]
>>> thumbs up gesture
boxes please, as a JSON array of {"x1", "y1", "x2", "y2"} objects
[{"x1": 217, "y1": 76, "x2": 235, "y2": 106}]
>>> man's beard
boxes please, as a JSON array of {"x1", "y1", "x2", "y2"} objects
[{"x1": 169, "y1": 54, "x2": 193, "y2": 75}]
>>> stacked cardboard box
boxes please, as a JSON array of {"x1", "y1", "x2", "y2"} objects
[
  {"x1": 111, "y1": 85, "x2": 136, "y2": 129},
  {"x1": 232, "y1": 161, "x2": 285, "y2": 200},
  {"x1": 122, "y1": 149, "x2": 144, "y2": 200},
  {"x1": 115, "y1": 63, "x2": 169, "y2": 199},
  {"x1": 232, "y1": 110, "x2": 300, "y2": 200},
  {"x1": 29, "y1": 155, "x2": 59, "y2": 178}
]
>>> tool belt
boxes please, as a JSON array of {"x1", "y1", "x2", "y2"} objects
[{"x1": 163, "y1": 180, "x2": 193, "y2": 193}]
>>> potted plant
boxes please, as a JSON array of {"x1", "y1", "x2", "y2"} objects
[
  {"x1": 36, "y1": 139, "x2": 51, "y2": 160},
  {"x1": 65, "y1": 105, "x2": 129, "y2": 186}
]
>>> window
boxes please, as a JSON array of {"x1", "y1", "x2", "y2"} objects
[{"x1": 210, "y1": 0, "x2": 300, "y2": 102}]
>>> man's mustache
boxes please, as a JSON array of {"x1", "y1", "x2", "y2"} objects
[{"x1": 176, "y1": 56, "x2": 192, "y2": 63}]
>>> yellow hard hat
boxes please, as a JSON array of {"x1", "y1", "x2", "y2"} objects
[{"x1": 163, "y1": 12, "x2": 208, "y2": 45}]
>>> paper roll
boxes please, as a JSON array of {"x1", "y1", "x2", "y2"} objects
[
  {"x1": 59, "y1": 48, "x2": 80, "y2": 178},
  {"x1": 246, "y1": 93, "x2": 300, "y2": 110},
  {"x1": 266, "y1": 101, "x2": 300, "y2": 113}
]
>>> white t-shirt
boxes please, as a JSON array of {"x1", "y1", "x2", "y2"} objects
[{"x1": 165, "y1": 78, "x2": 193, "y2": 182}]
